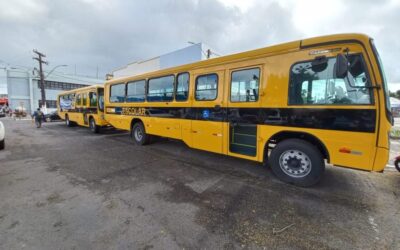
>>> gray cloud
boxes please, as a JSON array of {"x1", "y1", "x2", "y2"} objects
[{"x1": 0, "y1": 0, "x2": 399, "y2": 85}]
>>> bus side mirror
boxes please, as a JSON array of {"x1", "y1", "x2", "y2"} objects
[{"x1": 335, "y1": 53, "x2": 349, "y2": 78}]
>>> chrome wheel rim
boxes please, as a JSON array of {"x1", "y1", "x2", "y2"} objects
[
  {"x1": 90, "y1": 120, "x2": 95, "y2": 131},
  {"x1": 279, "y1": 150, "x2": 312, "y2": 178},
  {"x1": 134, "y1": 126, "x2": 143, "y2": 141}
]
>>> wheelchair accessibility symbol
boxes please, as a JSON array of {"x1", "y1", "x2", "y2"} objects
[{"x1": 202, "y1": 109, "x2": 210, "y2": 119}]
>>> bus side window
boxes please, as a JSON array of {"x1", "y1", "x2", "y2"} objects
[
  {"x1": 148, "y1": 76, "x2": 174, "y2": 102},
  {"x1": 110, "y1": 83, "x2": 126, "y2": 103},
  {"x1": 230, "y1": 68, "x2": 260, "y2": 102},
  {"x1": 76, "y1": 94, "x2": 81, "y2": 106},
  {"x1": 82, "y1": 93, "x2": 87, "y2": 106},
  {"x1": 195, "y1": 74, "x2": 218, "y2": 101},
  {"x1": 127, "y1": 80, "x2": 146, "y2": 102},
  {"x1": 89, "y1": 92, "x2": 97, "y2": 107},
  {"x1": 176, "y1": 72, "x2": 189, "y2": 101},
  {"x1": 98, "y1": 88, "x2": 104, "y2": 112}
]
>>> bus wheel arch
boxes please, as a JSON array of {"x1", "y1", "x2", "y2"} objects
[
  {"x1": 130, "y1": 118, "x2": 150, "y2": 145},
  {"x1": 264, "y1": 131, "x2": 330, "y2": 164},
  {"x1": 130, "y1": 118, "x2": 143, "y2": 131}
]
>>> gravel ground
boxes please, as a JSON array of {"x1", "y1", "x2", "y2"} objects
[{"x1": 0, "y1": 118, "x2": 399, "y2": 249}]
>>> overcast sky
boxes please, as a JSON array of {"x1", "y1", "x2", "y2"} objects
[{"x1": 0, "y1": 0, "x2": 399, "y2": 90}]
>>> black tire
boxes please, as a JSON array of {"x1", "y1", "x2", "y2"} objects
[
  {"x1": 395, "y1": 159, "x2": 400, "y2": 172},
  {"x1": 89, "y1": 117, "x2": 99, "y2": 133},
  {"x1": 0, "y1": 139, "x2": 4, "y2": 150},
  {"x1": 65, "y1": 115, "x2": 73, "y2": 127},
  {"x1": 131, "y1": 122, "x2": 150, "y2": 145},
  {"x1": 268, "y1": 139, "x2": 325, "y2": 187}
]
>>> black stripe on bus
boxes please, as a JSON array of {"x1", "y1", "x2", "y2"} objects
[
  {"x1": 61, "y1": 107, "x2": 98, "y2": 114},
  {"x1": 106, "y1": 107, "x2": 376, "y2": 133}
]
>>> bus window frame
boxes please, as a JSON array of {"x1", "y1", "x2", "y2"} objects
[
  {"x1": 147, "y1": 74, "x2": 175, "y2": 102},
  {"x1": 175, "y1": 72, "x2": 190, "y2": 102},
  {"x1": 126, "y1": 79, "x2": 146, "y2": 103},
  {"x1": 229, "y1": 67, "x2": 261, "y2": 103},
  {"x1": 109, "y1": 82, "x2": 126, "y2": 103},
  {"x1": 82, "y1": 93, "x2": 88, "y2": 106},
  {"x1": 89, "y1": 91, "x2": 97, "y2": 107},
  {"x1": 97, "y1": 88, "x2": 105, "y2": 112},
  {"x1": 195, "y1": 73, "x2": 219, "y2": 102},
  {"x1": 287, "y1": 53, "x2": 375, "y2": 106},
  {"x1": 76, "y1": 93, "x2": 82, "y2": 106}
]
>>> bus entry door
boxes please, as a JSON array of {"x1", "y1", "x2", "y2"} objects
[{"x1": 191, "y1": 71, "x2": 225, "y2": 154}]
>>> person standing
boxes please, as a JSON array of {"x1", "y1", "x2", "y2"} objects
[{"x1": 32, "y1": 108, "x2": 44, "y2": 128}]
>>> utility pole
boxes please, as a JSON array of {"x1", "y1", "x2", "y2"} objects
[{"x1": 32, "y1": 49, "x2": 48, "y2": 109}]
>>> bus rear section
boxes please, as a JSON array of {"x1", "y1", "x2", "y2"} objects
[
  {"x1": 58, "y1": 86, "x2": 108, "y2": 133},
  {"x1": 103, "y1": 33, "x2": 391, "y2": 186}
]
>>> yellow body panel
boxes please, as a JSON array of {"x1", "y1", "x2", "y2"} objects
[{"x1": 103, "y1": 33, "x2": 391, "y2": 173}]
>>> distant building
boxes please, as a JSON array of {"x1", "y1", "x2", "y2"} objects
[
  {"x1": 0, "y1": 68, "x2": 103, "y2": 114},
  {"x1": 111, "y1": 42, "x2": 220, "y2": 78}
]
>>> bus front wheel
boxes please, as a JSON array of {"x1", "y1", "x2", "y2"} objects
[
  {"x1": 269, "y1": 139, "x2": 325, "y2": 187},
  {"x1": 131, "y1": 122, "x2": 150, "y2": 145}
]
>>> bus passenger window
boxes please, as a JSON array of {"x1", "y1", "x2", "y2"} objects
[
  {"x1": 176, "y1": 73, "x2": 189, "y2": 101},
  {"x1": 98, "y1": 88, "x2": 104, "y2": 112},
  {"x1": 148, "y1": 76, "x2": 174, "y2": 102},
  {"x1": 195, "y1": 74, "x2": 218, "y2": 101},
  {"x1": 289, "y1": 54, "x2": 373, "y2": 105},
  {"x1": 110, "y1": 83, "x2": 125, "y2": 103},
  {"x1": 127, "y1": 80, "x2": 146, "y2": 102},
  {"x1": 82, "y1": 93, "x2": 87, "y2": 106},
  {"x1": 76, "y1": 94, "x2": 81, "y2": 106},
  {"x1": 230, "y1": 68, "x2": 260, "y2": 102},
  {"x1": 89, "y1": 92, "x2": 97, "y2": 107}
]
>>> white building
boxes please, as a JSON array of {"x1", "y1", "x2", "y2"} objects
[
  {"x1": 0, "y1": 68, "x2": 103, "y2": 114},
  {"x1": 112, "y1": 42, "x2": 219, "y2": 78}
]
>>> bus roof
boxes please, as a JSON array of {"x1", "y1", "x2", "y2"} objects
[
  {"x1": 57, "y1": 84, "x2": 104, "y2": 96},
  {"x1": 106, "y1": 33, "x2": 372, "y2": 85}
]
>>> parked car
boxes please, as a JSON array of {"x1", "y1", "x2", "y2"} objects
[
  {"x1": 0, "y1": 121, "x2": 5, "y2": 150},
  {"x1": 0, "y1": 107, "x2": 5, "y2": 118},
  {"x1": 44, "y1": 111, "x2": 61, "y2": 122}
]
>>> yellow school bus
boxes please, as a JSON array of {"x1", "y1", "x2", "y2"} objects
[
  {"x1": 58, "y1": 85, "x2": 108, "y2": 133},
  {"x1": 104, "y1": 33, "x2": 392, "y2": 186}
]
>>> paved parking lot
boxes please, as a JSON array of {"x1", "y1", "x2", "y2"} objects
[{"x1": 0, "y1": 118, "x2": 399, "y2": 249}]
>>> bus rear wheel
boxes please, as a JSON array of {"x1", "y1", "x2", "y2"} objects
[
  {"x1": 268, "y1": 139, "x2": 325, "y2": 187},
  {"x1": 131, "y1": 122, "x2": 150, "y2": 145},
  {"x1": 89, "y1": 117, "x2": 99, "y2": 133}
]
